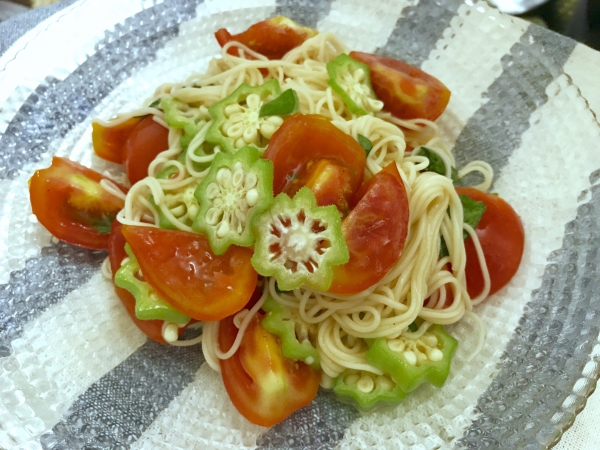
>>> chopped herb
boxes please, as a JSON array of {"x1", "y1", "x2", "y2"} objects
[
  {"x1": 92, "y1": 216, "x2": 113, "y2": 234},
  {"x1": 415, "y1": 146, "x2": 460, "y2": 184},
  {"x1": 408, "y1": 322, "x2": 418, "y2": 332},
  {"x1": 149, "y1": 99, "x2": 161, "y2": 108},
  {"x1": 357, "y1": 134, "x2": 373, "y2": 155},
  {"x1": 439, "y1": 195, "x2": 486, "y2": 257},
  {"x1": 259, "y1": 89, "x2": 299, "y2": 118}
]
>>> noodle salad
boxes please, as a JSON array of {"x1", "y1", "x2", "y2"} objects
[{"x1": 28, "y1": 17, "x2": 525, "y2": 426}]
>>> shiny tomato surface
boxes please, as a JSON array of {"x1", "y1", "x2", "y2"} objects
[
  {"x1": 29, "y1": 157, "x2": 126, "y2": 250},
  {"x1": 218, "y1": 312, "x2": 320, "y2": 426},
  {"x1": 329, "y1": 162, "x2": 410, "y2": 295},
  {"x1": 215, "y1": 16, "x2": 317, "y2": 59},
  {"x1": 456, "y1": 187, "x2": 525, "y2": 298},
  {"x1": 121, "y1": 226, "x2": 257, "y2": 321},
  {"x1": 350, "y1": 51, "x2": 451, "y2": 121},
  {"x1": 264, "y1": 114, "x2": 366, "y2": 214},
  {"x1": 122, "y1": 116, "x2": 169, "y2": 185},
  {"x1": 108, "y1": 221, "x2": 169, "y2": 343},
  {"x1": 92, "y1": 117, "x2": 142, "y2": 164}
]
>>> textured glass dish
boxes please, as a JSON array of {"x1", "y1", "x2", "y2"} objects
[{"x1": 0, "y1": 0, "x2": 599, "y2": 449}]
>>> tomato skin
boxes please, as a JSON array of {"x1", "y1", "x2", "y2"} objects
[
  {"x1": 92, "y1": 117, "x2": 142, "y2": 164},
  {"x1": 215, "y1": 16, "x2": 317, "y2": 60},
  {"x1": 29, "y1": 157, "x2": 126, "y2": 250},
  {"x1": 108, "y1": 221, "x2": 168, "y2": 343},
  {"x1": 264, "y1": 114, "x2": 366, "y2": 210},
  {"x1": 456, "y1": 188, "x2": 525, "y2": 298},
  {"x1": 329, "y1": 162, "x2": 409, "y2": 295},
  {"x1": 349, "y1": 52, "x2": 451, "y2": 121},
  {"x1": 121, "y1": 226, "x2": 258, "y2": 322},
  {"x1": 218, "y1": 312, "x2": 321, "y2": 427},
  {"x1": 123, "y1": 116, "x2": 169, "y2": 185}
]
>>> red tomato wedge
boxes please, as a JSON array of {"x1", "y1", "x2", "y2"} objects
[
  {"x1": 108, "y1": 221, "x2": 169, "y2": 344},
  {"x1": 29, "y1": 157, "x2": 126, "y2": 250},
  {"x1": 215, "y1": 16, "x2": 317, "y2": 60},
  {"x1": 264, "y1": 114, "x2": 366, "y2": 214},
  {"x1": 349, "y1": 51, "x2": 451, "y2": 121},
  {"x1": 121, "y1": 226, "x2": 257, "y2": 322},
  {"x1": 219, "y1": 312, "x2": 321, "y2": 426},
  {"x1": 92, "y1": 117, "x2": 142, "y2": 164},
  {"x1": 456, "y1": 188, "x2": 525, "y2": 298},
  {"x1": 329, "y1": 162, "x2": 409, "y2": 295},
  {"x1": 122, "y1": 116, "x2": 169, "y2": 185}
]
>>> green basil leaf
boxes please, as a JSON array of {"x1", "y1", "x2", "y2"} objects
[
  {"x1": 408, "y1": 322, "x2": 419, "y2": 332},
  {"x1": 460, "y1": 194, "x2": 486, "y2": 239},
  {"x1": 92, "y1": 216, "x2": 113, "y2": 234},
  {"x1": 259, "y1": 89, "x2": 299, "y2": 118},
  {"x1": 149, "y1": 99, "x2": 161, "y2": 108},
  {"x1": 416, "y1": 146, "x2": 460, "y2": 184},
  {"x1": 357, "y1": 134, "x2": 373, "y2": 155}
]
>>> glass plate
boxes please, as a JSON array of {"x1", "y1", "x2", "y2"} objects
[{"x1": 1, "y1": 0, "x2": 599, "y2": 448}]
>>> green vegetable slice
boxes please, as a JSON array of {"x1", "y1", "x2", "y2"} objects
[
  {"x1": 193, "y1": 146, "x2": 274, "y2": 255},
  {"x1": 206, "y1": 79, "x2": 283, "y2": 154},
  {"x1": 327, "y1": 53, "x2": 382, "y2": 116},
  {"x1": 366, "y1": 324, "x2": 458, "y2": 393},
  {"x1": 333, "y1": 370, "x2": 406, "y2": 411},
  {"x1": 261, "y1": 296, "x2": 320, "y2": 370},
  {"x1": 161, "y1": 98, "x2": 212, "y2": 155},
  {"x1": 259, "y1": 89, "x2": 299, "y2": 117},
  {"x1": 114, "y1": 244, "x2": 190, "y2": 325},
  {"x1": 251, "y1": 187, "x2": 349, "y2": 291}
]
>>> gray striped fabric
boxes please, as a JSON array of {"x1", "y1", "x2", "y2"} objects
[{"x1": 0, "y1": 0, "x2": 596, "y2": 449}]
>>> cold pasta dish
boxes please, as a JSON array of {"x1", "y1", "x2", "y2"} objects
[{"x1": 28, "y1": 17, "x2": 525, "y2": 426}]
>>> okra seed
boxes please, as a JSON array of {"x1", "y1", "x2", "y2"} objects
[
  {"x1": 345, "y1": 374, "x2": 360, "y2": 386},
  {"x1": 403, "y1": 350, "x2": 417, "y2": 366},
  {"x1": 216, "y1": 168, "x2": 232, "y2": 187},
  {"x1": 305, "y1": 356, "x2": 315, "y2": 366},
  {"x1": 206, "y1": 182, "x2": 220, "y2": 199},
  {"x1": 357, "y1": 374, "x2": 374, "y2": 393},
  {"x1": 217, "y1": 220, "x2": 230, "y2": 238},
  {"x1": 243, "y1": 126, "x2": 258, "y2": 144},
  {"x1": 376, "y1": 375, "x2": 394, "y2": 392},
  {"x1": 245, "y1": 173, "x2": 258, "y2": 189},
  {"x1": 246, "y1": 188, "x2": 259, "y2": 207},
  {"x1": 224, "y1": 104, "x2": 243, "y2": 116},
  {"x1": 187, "y1": 203, "x2": 199, "y2": 221},
  {"x1": 388, "y1": 338, "x2": 405, "y2": 353},
  {"x1": 428, "y1": 348, "x2": 444, "y2": 362},
  {"x1": 422, "y1": 334, "x2": 438, "y2": 347},
  {"x1": 232, "y1": 167, "x2": 245, "y2": 187},
  {"x1": 206, "y1": 207, "x2": 222, "y2": 225},
  {"x1": 260, "y1": 123, "x2": 277, "y2": 139},
  {"x1": 246, "y1": 94, "x2": 261, "y2": 109},
  {"x1": 163, "y1": 323, "x2": 179, "y2": 343},
  {"x1": 226, "y1": 121, "x2": 244, "y2": 139}
]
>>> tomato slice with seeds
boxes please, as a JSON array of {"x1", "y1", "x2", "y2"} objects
[
  {"x1": 264, "y1": 114, "x2": 366, "y2": 215},
  {"x1": 328, "y1": 162, "x2": 410, "y2": 295},
  {"x1": 456, "y1": 187, "x2": 525, "y2": 298},
  {"x1": 92, "y1": 117, "x2": 142, "y2": 164},
  {"x1": 122, "y1": 116, "x2": 170, "y2": 185},
  {"x1": 121, "y1": 226, "x2": 257, "y2": 322},
  {"x1": 349, "y1": 51, "x2": 451, "y2": 121},
  {"x1": 218, "y1": 312, "x2": 321, "y2": 426},
  {"x1": 29, "y1": 157, "x2": 126, "y2": 250},
  {"x1": 215, "y1": 16, "x2": 317, "y2": 60}
]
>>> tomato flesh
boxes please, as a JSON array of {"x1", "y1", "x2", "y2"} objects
[
  {"x1": 349, "y1": 52, "x2": 451, "y2": 121},
  {"x1": 215, "y1": 16, "x2": 317, "y2": 60},
  {"x1": 92, "y1": 117, "x2": 142, "y2": 164},
  {"x1": 123, "y1": 116, "x2": 169, "y2": 185},
  {"x1": 107, "y1": 221, "x2": 170, "y2": 343},
  {"x1": 29, "y1": 157, "x2": 126, "y2": 250},
  {"x1": 264, "y1": 114, "x2": 366, "y2": 212},
  {"x1": 329, "y1": 162, "x2": 409, "y2": 295},
  {"x1": 218, "y1": 312, "x2": 320, "y2": 426},
  {"x1": 121, "y1": 226, "x2": 257, "y2": 322},
  {"x1": 456, "y1": 187, "x2": 525, "y2": 298}
]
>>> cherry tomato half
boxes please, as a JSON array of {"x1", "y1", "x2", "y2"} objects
[
  {"x1": 123, "y1": 116, "x2": 169, "y2": 185},
  {"x1": 349, "y1": 52, "x2": 451, "y2": 121},
  {"x1": 121, "y1": 226, "x2": 257, "y2": 322},
  {"x1": 264, "y1": 114, "x2": 366, "y2": 214},
  {"x1": 329, "y1": 162, "x2": 410, "y2": 295},
  {"x1": 108, "y1": 221, "x2": 169, "y2": 343},
  {"x1": 218, "y1": 312, "x2": 321, "y2": 426},
  {"x1": 215, "y1": 16, "x2": 317, "y2": 60},
  {"x1": 92, "y1": 117, "x2": 142, "y2": 164},
  {"x1": 456, "y1": 187, "x2": 525, "y2": 298},
  {"x1": 29, "y1": 157, "x2": 126, "y2": 250}
]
